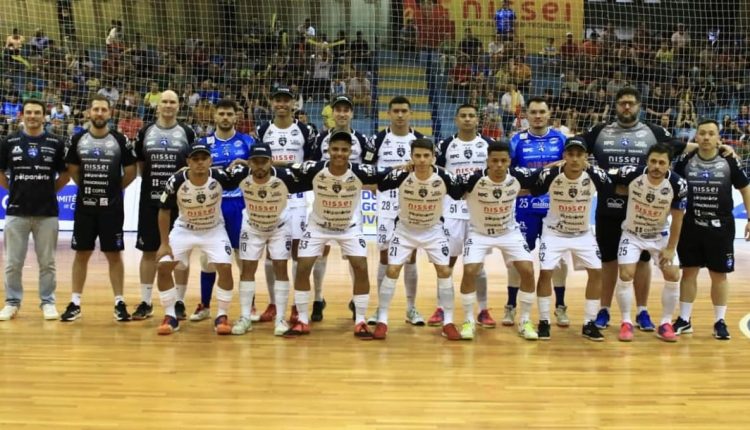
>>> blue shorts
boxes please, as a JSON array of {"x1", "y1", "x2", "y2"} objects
[
  {"x1": 516, "y1": 210, "x2": 546, "y2": 251},
  {"x1": 222, "y1": 197, "x2": 245, "y2": 249}
]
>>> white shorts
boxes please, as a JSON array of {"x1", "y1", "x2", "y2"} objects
[
  {"x1": 298, "y1": 223, "x2": 368, "y2": 258},
  {"x1": 538, "y1": 228, "x2": 601, "y2": 271},
  {"x1": 617, "y1": 230, "x2": 675, "y2": 266},
  {"x1": 444, "y1": 218, "x2": 469, "y2": 258},
  {"x1": 288, "y1": 206, "x2": 308, "y2": 240},
  {"x1": 239, "y1": 221, "x2": 292, "y2": 261},
  {"x1": 377, "y1": 216, "x2": 396, "y2": 251},
  {"x1": 463, "y1": 228, "x2": 533, "y2": 265},
  {"x1": 389, "y1": 223, "x2": 450, "y2": 266},
  {"x1": 169, "y1": 224, "x2": 233, "y2": 269}
]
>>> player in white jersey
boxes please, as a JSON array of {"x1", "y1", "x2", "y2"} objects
[
  {"x1": 529, "y1": 137, "x2": 612, "y2": 341},
  {"x1": 224, "y1": 143, "x2": 307, "y2": 336},
  {"x1": 459, "y1": 141, "x2": 538, "y2": 340},
  {"x1": 610, "y1": 143, "x2": 687, "y2": 342},
  {"x1": 373, "y1": 138, "x2": 464, "y2": 340},
  {"x1": 307, "y1": 94, "x2": 369, "y2": 322},
  {"x1": 283, "y1": 131, "x2": 389, "y2": 339},
  {"x1": 154, "y1": 143, "x2": 238, "y2": 335},
  {"x1": 255, "y1": 86, "x2": 314, "y2": 323},
  {"x1": 364, "y1": 96, "x2": 426, "y2": 326},
  {"x1": 435, "y1": 103, "x2": 493, "y2": 327}
]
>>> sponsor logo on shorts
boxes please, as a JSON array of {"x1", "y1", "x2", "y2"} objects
[
  {"x1": 359, "y1": 239, "x2": 366, "y2": 248},
  {"x1": 441, "y1": 245, "x2": 449, "y2": 256},
  {"x1": 225, "y1": 245, "x2": 232, "y2": 255}
]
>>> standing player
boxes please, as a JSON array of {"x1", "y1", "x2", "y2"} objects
[
  {"x1": 672, "y1": 119, "x2": 750, "y2": 340},
  {"x1": 529, "y1": 137, "x2": 611, "y2": 341},
  {"x1": 308, "y1": 94, "x2": 369, "y2": 321},
  {"x1": 154, "y1": 143, "x2": 238, "y2": 335},
  {"x1": 283, "y1": 131, "x2": 388, "y2": 339},
  {"x1": 373, "y1": 138, "x2": 464, "y2": 340},
  {"x1": 459, "y1": 142, "x2": 538, "y2": 340},
  {"x1": 508, "y1": 96, "x2": 568, "y2": 328},
  {"x1": 132, "y1": 90, "x2": 194, "y2": 321},
  {"x1": 190, "y1": 99, "x2": 254, "y2": 322},
  {"x1": 434, "y1": 103, "x2": 492, "y2": 327},
  {"x1": 364, "y1": 96, "x2": 425, "y2": 326},
  {"x1": 256, "y1": 87, "x2": 314, "y2": 323},
  {"x1": 611, "y1": 143, "x2": 687, "y2": 342},
  {"x1": 61, "y1": 94, "x2": 137, "y2": 322}
]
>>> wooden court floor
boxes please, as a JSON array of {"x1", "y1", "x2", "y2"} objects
[{"x1": 1, "y1": 233, "x2": 749, "y2": 429}]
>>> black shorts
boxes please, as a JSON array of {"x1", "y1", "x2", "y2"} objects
[
  {"x1": 136, "y1": 203, "x2": 178, "y2": 251},
  {"x1": 595, "y1": 211, "x2": 650, "y2": 263},
  {"x1": 677, "y1": 219, "x2": 735, "y2": 273},
  {"x1": 72, "y1": 209, "x2": 125, "y2": 252}
]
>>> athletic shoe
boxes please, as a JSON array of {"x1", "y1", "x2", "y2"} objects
[
  {"x1": 214, "y1": 315, "x2": 232, "y2": 335},
  {"x1": 594, "y1": 308, "x2": 610, "y2": 329},
  {"x1": 460, "y1": 321, "x2": 476, "y2": 340},
  {"x1": 311, "y1": 299, "x2": 326, "y2": 322},
  {"x1": 189, "y1": 303, "x2": 211, "y2": 322},
  {"x1": 372, "y1": 322, "x2": 388, "y2": 340},
  {"x1": 60, "y1": 302, "x2": 81, "y2": 322},
  {"x1": 114, "y1": 301, "x2": 131, "y2": 322},
  {"x1": 250, "y1": 306, "x2": 260, "y2": 322},
  {"x1": 405, "y1": 308, "x2": 426, "y2": 326},
  {"x1": 554, "y1": 305, "x2": 570, "y2": 327},
  {"x1": 231, "y1": 316, "x2": 253, "y2": 335},
  {"x1": 289, "y1": 305, "x2": 299, "y2": 325},
  {"x1": 258, "y1": 304, "x2": 276, "y2": 323},
  {"x1": 635, "y1": 310, "x2": 656, "y2": 332},
  {"x1": 348, "y1": 300, "x2": 356, "y2": 321},
  {"x1": 175, "y1": 301, "x2": 187, "y2": 321},
  {"x1": 618, "y1": 322, "x2": 634, "y2": 342},
  {"x1": 366, "y1": 312, "x2": 378, "y2": 325},
  {"x1": 518, "y1": 320, "x2": 539, "y2": 340},
  {"x1": 156, "y1": 316, "x2": 180, "y2": 335},
  {"x1": 274, "y1": 320, "x2": 289, "y2": 336},
  {"x1": 427, "y1": 308, "x2": 444, "y2": 326},
  {"x1": 537, "y1": 320, "x2": 551, "y2": 340},
  {"x1": 713, "y1": 319, "x2": 731, "y2": 340},
  {"x1": 477, "y1": 309, "x2": 497, "y2": 328},
  {"x1": 42, "y1": 304, "x2": 59, "y2": 320},
  {"x1": 283, "y1": 322, "x2": 310, "y2": 338},
  {"x1": 354, "y1": 322, "x2": 374, "y2": 340},
  {"x1": 656, "y1": 323, "x2": 677, "y2": 342},
  {"x1": 672, "y1": 317, "x2": 693, "y2": 335},
  {"x1": 442, "y1": 323, "x2": 462, "y2": 340},
  {"x1": 501, "y1": 305, "x2": 515, "y2": 326},
  {"x1": 131, "y1": 302, "x2": 154, "y2": 321},
  {"x1": 0, "y1": 305, "x2": 19, "y2": 321},
  {"x1": 582, "y1": 321, "x2": 605, "y2": 341}
]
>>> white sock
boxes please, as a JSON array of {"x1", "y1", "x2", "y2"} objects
[
  {"x1": 437, "y1": 277, "x2": 455, "y2": 325},
  {"x1": 518, "y1": 290, "x2": 535, "y2": 324},
  {"x1": 377, "y1": 276, "x2": 397, "y2": 324},
  {"x1": 313, "y1": 256, "x2": 327, "y2": 302},
  {"x1": 71, "y1": 292, "x2": 81, "y2": 306},
  {"x1": 615, "y1": 279, "x2": 634, "y2": 324},
  {"x1": 140, "y1": 284, "x2": 153, "y2": 305},
  {"x1": 584, "y1": 299, "x2": 600, "y2": 324},
  {"x1": 265, "y1": 259, "x2": 276, "y2": 304},
  {"x1": 376, "y1": 263, "x2": 387, "y2": 295},
  {"x1": 239, "y1": 281, "x2": 255, "y2": 319},
  {"x1": 679, "y1": 301, "x2": 693, "y2": 321},
  {"x1": 114, "y1": 295, "x2": 125, "y2": 305},
  {"x1": 352, "y1": 294, "x2": 369, "y2": 324},
  {"x1": 175, "y1": 284, "x2": 187, "y2": 301},
  {"x1": 538, "y1": 295, "x2": 551, "y2": 322},
  {"x1": 159, "y1": 288, "x2": 177, "y2": 318},
  {"x1": 404, "y1": 263, "x2": 418, "y2": 310},
  {"x1": 274, "y1": 281, "x2": 290, "y2": 324},
  {"x1": 637, "y1": 305, "x2": 647, "y2": 314},
  {"x1": 714, "y1": 305, "x2": 727, "y2": 322},
  {"x1": 215, "y1": 287, "x2": 233, "y2": 318},
  {"x1": 294, "y1": 290, "x2": 310, "y2": 324},
  {"x1": 660, "y1": 281, "x2": 679, "y2": 325},
  {"x1": 476, "y1": 268, "x2": 488, "y2": 310},
  {"x1": 462, "y1": 292, "x2": 476, "y2": 323}
]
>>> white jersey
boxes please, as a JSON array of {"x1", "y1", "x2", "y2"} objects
[
  {"x1": 160, "y1": 168, "x2": 236, "y2": 231},
  {"x1": 257, "y1": 119, "x2": 314, "y2": 208},
  {"x1": 437, "y1": 133, "x2": 492, "y2": 220},
  {"x1": 615, "y1": 166, "x2": 687, "y2": 237},
  {"x1": 462, "y1": 167, "x2": 534, "y2": 236},
  {"x1": 230, "y1": 165, "x2": 305, "y2": 233},
  {"x1": 312, "y1": 128, "x2": 368, "y2": 162}
]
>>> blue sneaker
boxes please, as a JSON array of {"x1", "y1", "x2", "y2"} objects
[
  {"x1": 594, "y1": 308, "x2": 610, "y2": 329},
  {"x1": 635, "y1": 310, "x2": 656, "y2": 332}
]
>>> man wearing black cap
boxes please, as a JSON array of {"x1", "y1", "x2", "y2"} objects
[
  {"x1": 153, "y1": 143, "x2": 239, "y2": 335},
  {"x1": 528, "y1": 137, "x2": 612, "y2": 341},
  {"x1": 255, "y1": 87, "x2": 315, "y2": 323}
]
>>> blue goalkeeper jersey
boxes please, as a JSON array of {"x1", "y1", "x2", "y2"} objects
[
  {"x1": 201, "y1": 131, "x2": 255, "y2": 199},
  {"x1": 510, "y1": 128, "x2": 566, "y2": 213}
]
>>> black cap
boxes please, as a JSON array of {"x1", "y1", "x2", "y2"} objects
[
  {"x1": 189, "y1": 143, "x2": 212, "y2": 157},
  {"x1": 271, "y1": 86, "x2": 294, "y2": 98},
  {"x1": 331, "y1": 94, "x2": 353, "y2": 108},
  {"x1": 249, "y1": 142, "x2": 273, "y2": 159},
  {"x1": 329, "y1": 130, "x2": 353, "y2": 145},
  {"x1": 564, "y1": 137, "x2": 587, "y2": 152}
]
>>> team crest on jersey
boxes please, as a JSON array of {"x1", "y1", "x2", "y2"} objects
[
  {"x1": 700, "y1": 169, "x2": 711, "y2": 180},
  {"x1": 568, "y1": 188, "x2": 578, "y2": 198},
  {"x1": 91, "y1": 147, "x2": 102, "y2": 157},
  {"x1": 259, "y1": 189, "x2": 267, "y2": 199},
  {"x1": 419, "y1": 188, "x2": 428, "y2": 198},
  {"x1": 159, "y1": 137, "x2": 169, "y2": 147},
  {"x1": 646, "y1": 193, "x2": 655, "y2": 203},
  {"x1": 27, "y1": 146, "x2": 39, "y2": 157},
  {"x1": 378, "y1": 224, "x2": 387, "y2": 231},
  {"x1": 620, "y1": 138, "x2": 631, "y2": 147},
  {"x1": 332, "y1": 183, "x2": 342, "y2": 194},
  {"x1": 493, "y1": 189, "x2": 502, "y2": 199},
  {"x1": 464, "y1": 149, "x2": 473, "y2": 159},
  {"x1": 392, "y1": 236, "x2": 400, "y2": 245},
  {"x1": 278, "y1": 137, "x2": 287, "y2": 147},
  {"x1": 196, "y1": 193, "x2": 206, "y2": 203},
  {"x1": 397, "y1": 147, "x2": 406, "y2": 157}
]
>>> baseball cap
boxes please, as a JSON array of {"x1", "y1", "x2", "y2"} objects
[
  {"x1": 189, "y1": 143, "x2": 211, "y2": 157},
  {"x1": 564, "y1": 136, "x2": 587, "y2": 152},
  {"x1": 331, "y1": 95, "x2": 353, "y2": 108},
  {"x1": 329, "y1": 130, "x2": 353, "y2": 145},
  {"x1": 249, "y1": 142, "x2": 273, "y2": 159},
  {"x1": 271, "y1": 86, "x2": 294, "y2": 98}
]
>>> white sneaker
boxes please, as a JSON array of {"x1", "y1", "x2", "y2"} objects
[
  {"x1": 42, "y1": 304, "x2": 59, "y2": 320},
  {"x1": 502, "y1": 305, "x2": 516, "y2": 326},
  {"x1": 460, "y1": 321, "x2": 476, "y2": 340},
  {"x1": 518, "y1": 320, "x2": 539, "y2": 341},
  {"x1": 274, "y1": 320, "x2": 289, "y2": 336},
  {"x1": 405, "y1": 308, "x2": 426, "y2": 326},
  {"x1": 250, "y1": 307, "x2": 260, "y2": 322},
  {"x1": 189, "y1": 304, "x2": 211, "y2": 322},
  {"x1": 0, "y1": 305, "x2": 19, "y2": 321},
  {"x1": 231, "y1": 316, "x2": 253, "y2": 335},
  {"x1": 554, "y1": 305, "x2": 570, "y2": 327}
]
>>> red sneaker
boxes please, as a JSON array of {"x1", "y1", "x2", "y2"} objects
[
  {"x1": 157, "y1": 315, "x2": 180, "y2": 335},
  {"x1": 283, "y1": 322, "x2": 310, "y2": 338},
  {"x1": 372, "y1": 322, "x2": 388, "y2": 340},
  {"x1": 441, "y1": 323, "x2": 462, "y2": 341},
  {"x1": 259, "y1": 304, "x2": 277, "y2": 322},
  {"x1": 289, "y1": 305, "x2": 299, "y2": 325},
  {"x1": 657, "y1": 322, "x2": 678, "y2": 342},
  {"x1": 354, "y1": 322, "x2": 374, "y2": 340},
  {"x1": 618, "y1": 322, "x2": 634, "y2": 342},
  {"x1": 214, "y1": 315, "x2": 232, "y2": 335},
  {"x1": 427, "y1": 308, "x2": 444, "y2": 326},
  {"x1": 477, "y1": 309, "x2": 497, "y2": 328}
]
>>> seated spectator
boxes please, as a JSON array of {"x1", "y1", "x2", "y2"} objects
[
  {"x1": 654, "y1": 40, "x2": 674, "y2": 66},
  {"x1": 736, "y1": 104, "x2": 750, "y2": 134},
  {"x1": 459, "y1": 28, "x2": 482, "y2": 65},
  {"x1": 21, "y1": 81, "x2": 42, "y2": 102},
  {"x1": 0, "y1": 93, "x2": 22, "y2": 125},
  {"x1": 349, "y1": 31, "x2": 371, "y2": 71},
  {"x1": 645, "y1": 84, "x2": 674, "y2": 122},
  {"x1": 181, "y1": 83, "x2": 200, "y2": 109},
  {"x1": 347, "y1": 69, "x2": 372, "y2": 111},
  {"x1": 659, "y1": 115, "x2": 674, "y2": 135},
  {"x1": 586, "y1": 88, "x2": 611, "y2": 125},
  {"x1": 295, "y1": 109, "x2": 318, "y2": 137},
  {"x1": 561, "y1": 69, "x2": 583, "y2": 93},
  {"x1": 85, "y1": 75, "x2": 102, "y2": 95},
  {"x1": 193, "y1": 97, "x2": 216, "y2": 127},
  {"x1": 447, "y1": 55, "x2": 472, "y2": 102},
  {"x1": 4, "y1": 28, "x2": 24, "y2": 56},
  {"x1": 581, "y1": 32, "x2": 601, "y2": 58},
  {"x1": 508, "y1": 56, "x2": 532, "y2": 93},
  {"x1": 97, "y1": 81, "x2": 121, "y2": 107},
  {"x1": 487, "y1": 33, "x2": 506, "y2": 71},
  {"x1": 481, "y1": 92, "x2": 502, "y2": 140},
  {"x1": 116, "y1": 108, "x2": 143, "y2": 141},
  {"x1": 48, "y1": 99, "x2": 71, "y2": 127},
  {"x1": 674, "y1": 100, "x2": 697, "y2": 141},
  {"x1": 199, "y1": 79, "x2": 221, "y2": 105},
  {"x1": 720, "y1": 114, "x2": 742, "y2": 144},
  {"x1": 606, "y1": 71, "x2": 628, "y2": 99},
  {"x1": 106, "y1": 20, "x2": 124, "y2": 54},
  {"x1": 540, "y1": 37, "x2": 558, "y2": 66},
  {"x1": 560, "y1": 32, "x2": 580, "y2": 69},
  {"x1": 671, "y1": 23, "x2": 691, "y2": 62},
  {"x1": 500, "y1": 83, "x2": 524, "y2": 134},
  {"x1": 236, "y1": 108, "x2": 254, "y2": 136},
  {"x1": 119, "y1": 83, "x2": 140, "y2": 112},
  {"x1": 29, "y1": 28, "x2": 49, "y2": 55},
  {"x1": 552, "y1": 114, "x2": 572, "y2": 136}
]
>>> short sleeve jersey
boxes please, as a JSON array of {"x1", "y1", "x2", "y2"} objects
[
  {"x1": 436, "y1": 133, "x2": 492, "y2": 220},
  {"x1": 462, "y1": 167, "x2": 535, "y2": 236},
  {"x1": 134, "y1": 122, "x2": 194, "y2": 205},
  {"x1": 257, "y1": 119, "x2": 314, "y2": 208},
  {"x1": 510, "y1": 127, "x2": 566, "y2": 213},
  {"x1": 614, "y1": 166, "x2": 687, "y2": 236},
  {"x1": 159, "y1": 167, "x2": 237, "y2": 230},
  {"x1": 312, "y1": 128, "x2": 368, "y2": 162},
  {"x1": 202, "y1": 131, "x2": 255, "y2": 198},
  {"x1": 229, "y1": 165, "x2": 305, "y2": 232}
]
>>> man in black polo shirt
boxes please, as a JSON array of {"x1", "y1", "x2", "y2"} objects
[
  {"x1": 0, "y1": 99, "x2": 69, "y2": 321},
  {"x1": 61, "y1": 94, "x2": 138, "y2": 322}
]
